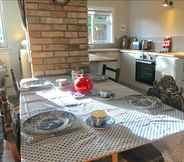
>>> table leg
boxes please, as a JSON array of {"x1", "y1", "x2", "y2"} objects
[{"x1": 112, "y1": 153, "x2": 118, "y2": 162}]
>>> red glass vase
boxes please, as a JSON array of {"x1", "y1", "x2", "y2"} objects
[{"x1": 74, "y1": 74, "x2": 93, "y2": 94}]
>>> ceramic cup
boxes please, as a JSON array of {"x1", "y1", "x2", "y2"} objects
[
  {"x1": 56, "y1": 78, "x2": 68, "y2": 88},
  {"x1": 99, "y1": 90, "x2": 113, "y2": 98},
  {"x1": 91, "y1": 110, "x2": 108, "y2": 127}
]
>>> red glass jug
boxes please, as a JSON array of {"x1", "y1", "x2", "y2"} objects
[{"x1": 74, "y1": 74, "x2": 93, "y2": 94}]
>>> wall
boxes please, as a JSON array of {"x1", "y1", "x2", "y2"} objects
[
  {"x1": 24, "y1": 0, "x2": 89, "y2": 76},
  {"x1": 0, "y1": 0, "x2": 25, "y2": 94},
  {"x1": 2, "y1": 0, "x2": 25, "y2": 79},
  {"x1": 128, "y1": 0, "x2": 184, "y2": 51},
  {"x1": 88, "y1": 0, "x2": 129, "y2": 48}
]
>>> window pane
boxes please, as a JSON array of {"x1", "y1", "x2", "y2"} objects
[
  {"x1": 0, "y1": 17, "x2": 4, "y2": 43},
  {"x1": 88, "y1": 10, "x2": 112, "y2": 44},
  {"x1": 88, "y1": 15, "x2": 92, "y2": 44},
  {"x1": 94, "y1": 24, "x2": 107, "y2": 42}
]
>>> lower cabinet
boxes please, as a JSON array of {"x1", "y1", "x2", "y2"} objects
[
  {"x1": 119, "y1": 52, "x2": 150, "y2": 92},
  {"x1": 119, "y1": 52, "x2": 140, "y2": 85}
]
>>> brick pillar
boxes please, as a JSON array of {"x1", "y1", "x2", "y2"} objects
[{"x1": 24, "y1": 0, "x2": 89, "y2": 76}]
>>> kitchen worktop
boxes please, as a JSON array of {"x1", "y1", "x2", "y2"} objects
[
  {"x1": 120, "y1": 49, "x2": 184, "y2": 59},
  {"x1": 88, "y1": 53, "x2": 118, "y2": 62},
  {"x1": 88, "y1": 48, "x2": 120, "y2": 53}
]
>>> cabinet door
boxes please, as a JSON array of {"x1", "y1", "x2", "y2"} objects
[{"x1": 119, "y1": 52, "x2": 131, "y2": 84}]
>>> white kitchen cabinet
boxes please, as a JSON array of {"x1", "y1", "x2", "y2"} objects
[
  {"x1": 156, "y1": 56, "x2": 184, "y2": 87},
  {"x1": 119, "y1": 52, "x2": 142, "y2": 85}
]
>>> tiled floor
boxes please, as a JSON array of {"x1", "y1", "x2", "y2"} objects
[{"x1": 154, "y1": 132, "x2": 184, "y2": 162}]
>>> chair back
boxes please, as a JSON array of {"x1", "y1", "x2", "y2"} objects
[
  {"x1": 102, "y1": 64, "x2": 120, "y2": 82},
  {"x1": 10, "y1": 69, "x2": 20, "y2": 97}
]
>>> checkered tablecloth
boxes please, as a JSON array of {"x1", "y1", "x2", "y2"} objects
[{"x1": 20, "y1": 80, "x2": 184, "y2": 162}]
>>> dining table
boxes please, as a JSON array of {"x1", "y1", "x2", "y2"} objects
[{"x1": 20, "y1": 75, "x2": 184, "y2": 162}]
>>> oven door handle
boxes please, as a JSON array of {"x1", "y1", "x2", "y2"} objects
[{"x1": 136, "y1": 59, "x2": 155, "y2": 65}]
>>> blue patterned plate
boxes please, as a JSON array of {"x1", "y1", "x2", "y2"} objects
[
  {"x1": 22, "y1": 110, "x2": 77, "y2": 135},
  {"x1": 86, "y1": 116, "x2": 115, "y2": 129}
]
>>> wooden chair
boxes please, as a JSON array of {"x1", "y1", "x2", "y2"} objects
[
  {"x1": 102, "y1": 64, "x2": 120, "y2": 82},
  {"x1": 10, "y1": 69, "x2": 20, "y2": 99},
  {"x1": 120, "y1": 144, "x2": 164, "y2": 162},
  {"x1": 89, "y1": 144, "x2": 164, "y2": 162},
  {"x1": 0, "y1": 92, "x2": 20, "y2": 161},
  {"x1": 0, "y1": 115, "x2": 4, "y2": 161}
]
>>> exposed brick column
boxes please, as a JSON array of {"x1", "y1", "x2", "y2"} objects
[{"x1": 24, "y1": 0, "x2": 89, "y2": 76}]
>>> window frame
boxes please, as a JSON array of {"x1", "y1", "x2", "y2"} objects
[
  {"x1": 88, "y1": 8, "x2": 114, "y2": 45},
  {"x1": 0, "y1": 0, "x2": 7, "y2": 48}
]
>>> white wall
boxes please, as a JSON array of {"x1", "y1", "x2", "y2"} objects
[
  {"x1": 128, "y1": 0, "x2": 184, "y2": 51},
  {"x1": 88, "y1": 0, "x2": 129, "y2": 47},
  {"x1": 129, "y1": 0, "x2": 184, "y2": 37},
  {"x1": 0, "y1": 0, "x2": 25, "y2": 94}
]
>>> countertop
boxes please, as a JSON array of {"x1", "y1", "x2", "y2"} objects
[
  {"x1": 120, "y1": 49, "x2": 184, "y2": 59},
  {"x1": 89, "y1": 53, "x2": 118, "y2": 62},
  {"x1": 88, "y1": 48, "x2": 184, "y2": 62},
  {"x1": 88, "y1": 48, "x2": 120, "y2": 53}
]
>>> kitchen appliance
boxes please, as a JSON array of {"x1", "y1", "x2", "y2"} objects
[
  {"x1": 141, "y1": 40, "x2": 153, "y2": 51},
  {"x1": 162, "y1": 37, "x2": 172, "y2": 52},
  {"x1": 121, "y1": 35, "x2": 129, "y2": 49},
  {"x1": 162, "y1": 0, "x2": 173, "y2": 7},
  {"x1": 131, "y1": 41, "x2": 141, "y2": 50},
  {"x1": 74, "y1": 74, "x2": 93, "y2": 94},
  {"x1": 136, "y1": 54, "x2": 156, "y2": 85}
]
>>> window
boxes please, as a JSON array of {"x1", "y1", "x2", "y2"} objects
[
  {"x1": 88, "y1": 9, "x2": 113, "y2": 44},
  {"x1": 0, "y1": 0, "x2": 5, "y2": 47}
]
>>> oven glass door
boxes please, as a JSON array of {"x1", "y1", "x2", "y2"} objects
[{"x1": 136, "y1": 59, "x2": 155, "y2": 85}]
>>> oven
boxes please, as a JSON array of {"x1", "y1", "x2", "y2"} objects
[{"x1": 136, "y1": 59, "x2": 156, "y2": 85}]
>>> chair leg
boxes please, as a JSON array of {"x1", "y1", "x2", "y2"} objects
[
  {"x1": 112, "y1": 153, "x2": 118, "y2": 162},
  {"x1": 102, "y1": 64, "x2": 106, "y2": 75}
]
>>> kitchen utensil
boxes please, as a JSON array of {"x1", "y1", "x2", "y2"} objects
[
  {"x1": 74, "y1": 74, "x2": 93, "y2": 94},
  {"x1": 22, "y1": 110, "x2": 77, "y2": 135},
  {"x1": 141, "y1": 40, "x2": 153, "y2": 50},
  {"x1": 86, "y1": 116, "x2": 115, "y2": 129},
  {"x1": 121, "y1": 35, "x2": 129, "y2": 49}
]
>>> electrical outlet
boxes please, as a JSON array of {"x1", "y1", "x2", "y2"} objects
[{"x1": 120, "y1": 25, "x2": 126, "y2": 32}]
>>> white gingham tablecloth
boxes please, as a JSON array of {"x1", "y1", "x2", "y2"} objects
[{"x1": 20, "y1": 80, "x2": 184, "y2": 162}]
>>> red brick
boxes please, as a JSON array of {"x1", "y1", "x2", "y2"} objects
[
  {"x1": 45, "y1": 69, "x2": 67, "y2": 75},
  {"x1": 31, "y1": 45, "x2": 42, "y2": 51},
  {"x1": 78, "y1": 32, "x2": 87, "y2": 37},
  {"x1": 29, "y1": 32, "x2": 41, "y2": 38},
  {"x1": 32, "y1": 58, "x2": 43, "y2": 64},
  {"x1": 78, "y1": 19, "x2": 87, "y2": 24},
  {"x1": 69, "y1": 51, "x2": 87, "y2": 56},
  {"x1": 25, "y1": 3, "x2": 38, "y2": 9},
  {"x1": 69, "y1": 38, "x2": 87, "y2": 44},
  {"x1": 27, "y1": 10, "x2": 50, "y2": 17},
  {"x1": 38, "y1": 4, "x2": 56, "y2": 10},
  {"x1": 31, "y1": 52, "x2": 53, "y2": 58},
  {"x1": 41, "y1": 31, "x2": 64, "y2": 38},
  {"x1": 29, "y1": 24, "x2": 52, "y2": 31},
  {"x1": 42, "y1": 44, "x2": 67, "y2": 51},
  {"x1": 27, "y1": 16, "x2": 40, "y2": 23},
  {"x1": 52, "y1": 25, "x2": 67, "y2": 31},
  {"x1": 65, "y1": 32, "x2": 78, "y2": 38},
  {"x1": 44, "y1": 57, "x2": 66, "y2": 64},
  {"x1": 54, "y1": 51, "x2": 69, "y2": 56},
  {"x1": 40, "y1": 17, "x2": 63, "y2": 24},
  {"x1": 25, "y1": 0, "x2": 88, "y2": 76},
  {"x1": 50, "y1": 11, "x2": 66, "y2": 17},
  {"x1": 67, "y1": 56, "x2": 89, "y2": 63}
]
